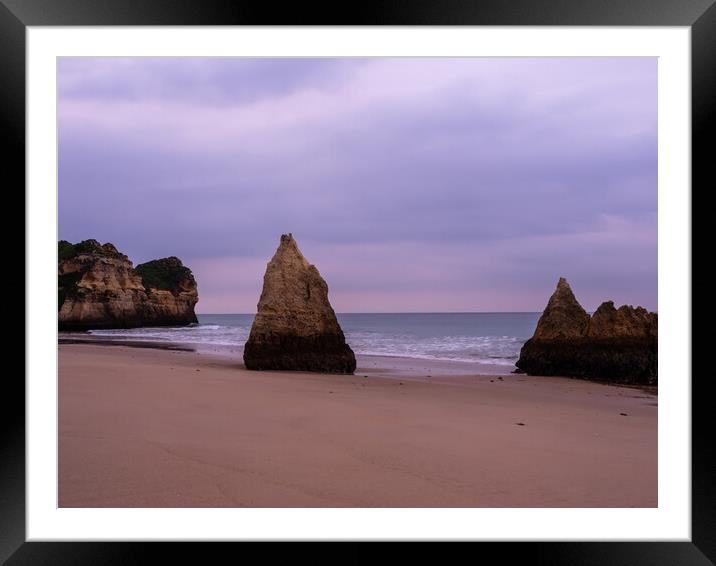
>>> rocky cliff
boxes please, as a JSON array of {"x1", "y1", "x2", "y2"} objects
[
  {"x1": 532, "y1": 277, "x2": 591, "y2": 340},
  {"x1": 243, "y1": 234, "x2": 356, "y2": 373},
  {"x1": 135, "y1": 257, "x2": 199, "y2": 326},
  {"x1": 58, "y1": 239, "x2": 198, "y2": 330},
  {"x1": 515, "y1": 278, "x2": 657, "y2": 385}
]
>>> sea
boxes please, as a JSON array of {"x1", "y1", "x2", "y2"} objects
[{"x1": 80, "y1": 313, "x2": 541, "y2": 368}]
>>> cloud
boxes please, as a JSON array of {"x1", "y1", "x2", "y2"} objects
[{"x1": 59, "y1": 57, "x2": 657, "y2": 311}]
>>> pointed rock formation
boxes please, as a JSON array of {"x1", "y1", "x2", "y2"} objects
[
  {"x1": 243, "y1": 234, "x2": 356, "y2": 373},
  {"x1": 532, "y1": 277, "x2": 590, "y2": 340},
  {"x1": 515, "y1": 278, "x2": 657, "y2": 385},
  {"x1": 58, "y1": 239, "x2": 198, "y2": 330}
]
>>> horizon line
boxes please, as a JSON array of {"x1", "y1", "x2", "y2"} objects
[{"x1": 196, "y1": 311, "x2": 546, "y2": 315}]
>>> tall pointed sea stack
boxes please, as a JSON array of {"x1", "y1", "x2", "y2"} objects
[
  {"x1": 243, "y1": 234, "x2": 356, "y2": 374},
  {"x1": 516, "y1": 278, "x2": 657, "y2": 385}
]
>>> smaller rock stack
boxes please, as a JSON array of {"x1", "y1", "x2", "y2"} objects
[
  {"x1": 135, "y1": 257, "x2": 200, "y2": 326},
  {"x1": 243, "y1": 234, "x2": 356, "y2": 374},
  {"x1": 515, "y1": 278, "x2": 657, "y2": 384}
]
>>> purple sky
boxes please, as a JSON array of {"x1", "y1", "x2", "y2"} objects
[{"x1": 58, "y1": 57, "x2": 657, "y2": 313}]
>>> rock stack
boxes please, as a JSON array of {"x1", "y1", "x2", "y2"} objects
[
  {"x1": 58, "y1": 239, "x2": 198, "y2": 330},
  {"x1": 515, "y1": 278, "x2": 657, "y2": 384},
  {"x1": 134, "y1": 257, "x2": 200, "y2": 326},
  {"x1": 243, "y1": 234, "x2": 356, "y2": 373}
]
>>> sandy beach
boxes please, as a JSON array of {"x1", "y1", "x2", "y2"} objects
[{"x1": 59, "y1": 342, "x2": 657, "y2": 508}]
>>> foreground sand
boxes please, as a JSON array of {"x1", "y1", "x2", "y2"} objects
[{"x1": 59, "y1": 343, "x2": 657, "y2": 507}]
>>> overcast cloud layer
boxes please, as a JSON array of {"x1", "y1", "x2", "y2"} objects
[{"x1": 58, "y1": 57, "x2": 657, "y2": 313}]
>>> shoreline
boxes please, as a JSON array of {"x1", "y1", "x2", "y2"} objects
[
  {"x1": 57, "y1": 334, "x2": 658, "y2": 391},
  {"x1": 59, "y1": 342, "x2": 657, "y2": 507},
  {"x1": 58, "y1": 333, "x2": 516, "y2": 376}
]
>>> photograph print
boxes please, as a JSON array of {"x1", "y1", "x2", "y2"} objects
[{"x1": 57, "y1": 56, "x2": 657, "y2": 508}]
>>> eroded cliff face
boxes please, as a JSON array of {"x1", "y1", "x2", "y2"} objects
[
  {"x1": 586, "y1": 301, "x2": 657, "y2": 339},
  {"x1": 58, "y1": 240, "x2": 198, "y2": 330},
  {"x1": 243, "y1": 234, "x2": 356, "y2": 373},
  {"x1": 135, "y1": 257, "x2": 199, "y2": 326},
  {"x1": 515, "y1": 278, "x2": 657, "y2": 385}
]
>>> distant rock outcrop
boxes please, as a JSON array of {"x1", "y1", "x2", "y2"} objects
[
  {"x1": 515, "y1": 278, "x2": 657, "y2": 385},
  {"x1": 243, "y1": 234, "x2": 356, "y2": 373},
  {"x1": 586, "y1": 301, "x2": 657, "y2": 340},
  {"x1": 58, "y1": 239, "x2": 198, "y2": 330}
]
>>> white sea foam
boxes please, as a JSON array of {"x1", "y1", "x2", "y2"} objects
[
  {"x1": 87, "y1": 324, "x2": 250, "y2": 347},
  {"x1": 78, "y1": 313, "x2": 538, "y2": 366}
]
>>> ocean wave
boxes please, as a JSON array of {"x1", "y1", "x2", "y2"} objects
[{"x1": 78, "y1": 314, "x2": 535, "y2": 367}]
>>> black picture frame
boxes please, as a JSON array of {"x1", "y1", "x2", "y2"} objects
[{"x1": 7, "y1": 0, "x2": 713, "y2": 563}]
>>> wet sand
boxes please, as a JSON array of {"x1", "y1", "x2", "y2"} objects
[{"x1": 59, "y1": 342, "x2": 657, "y2": 508}]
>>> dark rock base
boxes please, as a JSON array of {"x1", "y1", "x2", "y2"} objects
[
  {"x1": 515, "y1": 337, "x2": 657, "y2": 385},
  {"x1": 58, "y1": 314, "x2": 198, "y2": 331},
  {"x1": 243, "y1": 333, "x2": 357, "y2": 374}
]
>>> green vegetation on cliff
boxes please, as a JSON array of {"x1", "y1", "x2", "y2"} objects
[
  {"x1": 58, "y1": 270, "x2": 83, "y2": 309},
  {"x1": 58, "y1": 240, "x2": 78, "y2": 261},
  {"x1": 58, "y1": 239, "x2": 122, "y2": 261},
  {"x1": 135, "y1": 257, "x2": 193, "y2": 293}
]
